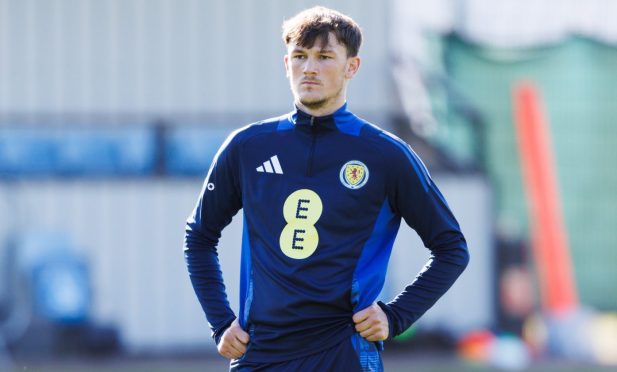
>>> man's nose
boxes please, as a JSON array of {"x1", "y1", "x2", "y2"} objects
[{"x1": 303, "y1": 57, "x2": 318, "y2": 75}]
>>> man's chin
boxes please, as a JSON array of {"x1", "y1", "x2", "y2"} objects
[{"x1": 299, "y1": 98, "x2": 327, "y2": 110}]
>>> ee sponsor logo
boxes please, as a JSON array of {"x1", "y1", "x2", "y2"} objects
[{"x1": 279, "y1": 189, "x2": 322, "y2": 259}]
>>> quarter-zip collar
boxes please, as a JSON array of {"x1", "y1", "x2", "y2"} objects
[{"x1": 289, "y1": 102, "x2": 353, "y2": 131}]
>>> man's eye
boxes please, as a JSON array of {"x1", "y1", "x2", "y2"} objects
[
  {"x1": 293, "y1": 55, "x2": 306, "y2": 59},
  {"x1": 320, "y1": 55, "x2": 332, "y2": 60}
]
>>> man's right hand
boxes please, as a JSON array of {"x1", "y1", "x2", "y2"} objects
[{"x1": 217, "y1": 319, "x2": 250, "y2": 360}]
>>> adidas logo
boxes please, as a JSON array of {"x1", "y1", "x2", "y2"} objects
[{"x1": 256, "y1": 155, "x2": 283, "y2": 174}]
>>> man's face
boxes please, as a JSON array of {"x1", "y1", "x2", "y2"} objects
[{"x1": 284, "y1": 33, "x2": 360, "y2": 112}]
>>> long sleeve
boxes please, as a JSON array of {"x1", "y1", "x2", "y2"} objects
[
  {"x1": 184, "y1": 131, "x2": 243, "y2": 344},
  {"x1": 380, "y1": 138, "x2": 470, "y2": 338}
]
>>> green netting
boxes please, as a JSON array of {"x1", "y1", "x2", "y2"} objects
[{"x1": 443, "y1": 36, "x2": 617, "y2": 310}]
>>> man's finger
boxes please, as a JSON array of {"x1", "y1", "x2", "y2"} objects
[
  {"x1": 360, "y1": 327, "x2": 376, "y2": 339},
  {"x1": 365, "y1": 333, "x2": 385, "y2": 342},
  {"x1": 361, "y1": 327, "x2": 387, "y2": 342},
  {"x1": 223, "y1": 349, "x2": 240, "y2": 360},
  {"x1": 354, "y1": 318, "x2": 373, "y2": 333},
  {"x1": 352, "y1": 307, "x2": 371, "y2": 323},
  {"x1": 219, "y1": 344, "x2": 242, "y2": 360},
  {"x1": 223, "y1": 345, "x2": 244, "y2": 360},
  {"x1": 230, "y1": 338, "x2": 247, "y2": 355},
  {"x1": 235, "y1": 330, "x2": 250, "y2": 344}
]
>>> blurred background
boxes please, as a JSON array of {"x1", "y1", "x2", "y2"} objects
[{"x1": 1, "y1": 0, "x2": 616, "y2": 371}]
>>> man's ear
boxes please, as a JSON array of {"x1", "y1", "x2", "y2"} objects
[
  {"x1": 284, "y1": 54, "x2": 290, "y2": 78},
  {"x1": 345, "y1": 56, "x2": 361, "y2": 79}
]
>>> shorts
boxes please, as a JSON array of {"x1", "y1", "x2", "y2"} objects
[{"x1": 230, "y1": 333, "x2": 383, "y2": 372}]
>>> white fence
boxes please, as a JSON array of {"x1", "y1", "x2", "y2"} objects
[{"x1": 0, "y1": 174, "x2": 492, "y2": 352}]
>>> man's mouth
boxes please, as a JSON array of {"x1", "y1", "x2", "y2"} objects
[{"x1": 301, "y1": 80, "x2": 320, "y2": 85}]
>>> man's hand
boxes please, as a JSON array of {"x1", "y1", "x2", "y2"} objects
[
  {"x1": 217, "y1": 319, "x2": 250, "y2": 360},
  {"x1": 352, "y1": 303, "x2": 389, "y2": 341}
]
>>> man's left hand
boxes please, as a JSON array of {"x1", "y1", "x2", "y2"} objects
[{"x1": 352, "y1": 302, "x2": 389, "y2": 341}]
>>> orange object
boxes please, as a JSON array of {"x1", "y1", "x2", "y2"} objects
[
  {"x1": 458, "y1": 330, "x2": 495, "y2": 362},
  {"x1": 513, "y1": 82, "x2": 578, "y2": 314}
]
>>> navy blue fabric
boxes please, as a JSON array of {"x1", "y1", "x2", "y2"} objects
[
  {"x1": 230, "y1": 334, "x2": 376, "y2": 372},
  {"x1": 184, "y1": 103, "x2": 469, "y2": 363}
]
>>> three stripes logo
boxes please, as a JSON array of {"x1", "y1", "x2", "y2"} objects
[{"x1": 256, "y1": 155, "x2": 284, "y2": 175}]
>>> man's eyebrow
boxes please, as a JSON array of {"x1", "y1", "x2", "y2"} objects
[{"x1": 290, "y1": 47, "x2": 336, "y2": 54}]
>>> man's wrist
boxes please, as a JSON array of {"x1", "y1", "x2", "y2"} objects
[{"x1": 213, "y1": 316, "x2": 236, "y2": 345}]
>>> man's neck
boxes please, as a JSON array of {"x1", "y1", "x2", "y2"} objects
[{"x1": 295, "y1": 97, "x2": 346, "y2": 117}]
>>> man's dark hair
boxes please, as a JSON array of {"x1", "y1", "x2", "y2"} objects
[{"x1": 282, "y1": 6, "x2": 362, "y2": 57}]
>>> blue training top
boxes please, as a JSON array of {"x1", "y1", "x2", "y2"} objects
[{"x1": 184, "y1": 103, "x2": 470, "y2": 363}]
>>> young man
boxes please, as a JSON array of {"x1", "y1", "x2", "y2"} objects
[{"x1": 184, "y1": 6, "x2": 469, "y2": 371}]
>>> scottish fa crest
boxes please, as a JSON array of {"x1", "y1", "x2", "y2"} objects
[{"x1": 340, "y1": 160, "x2": 369, "y2": 189}]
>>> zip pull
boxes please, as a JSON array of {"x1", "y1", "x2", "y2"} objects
[{"x1": 310, "y1": 116, "x2": 315, "y2": 126}]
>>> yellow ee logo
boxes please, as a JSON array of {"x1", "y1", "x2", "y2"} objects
[{"x1": 279, "y1": 189, "x2": 323, "y2": 259}]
